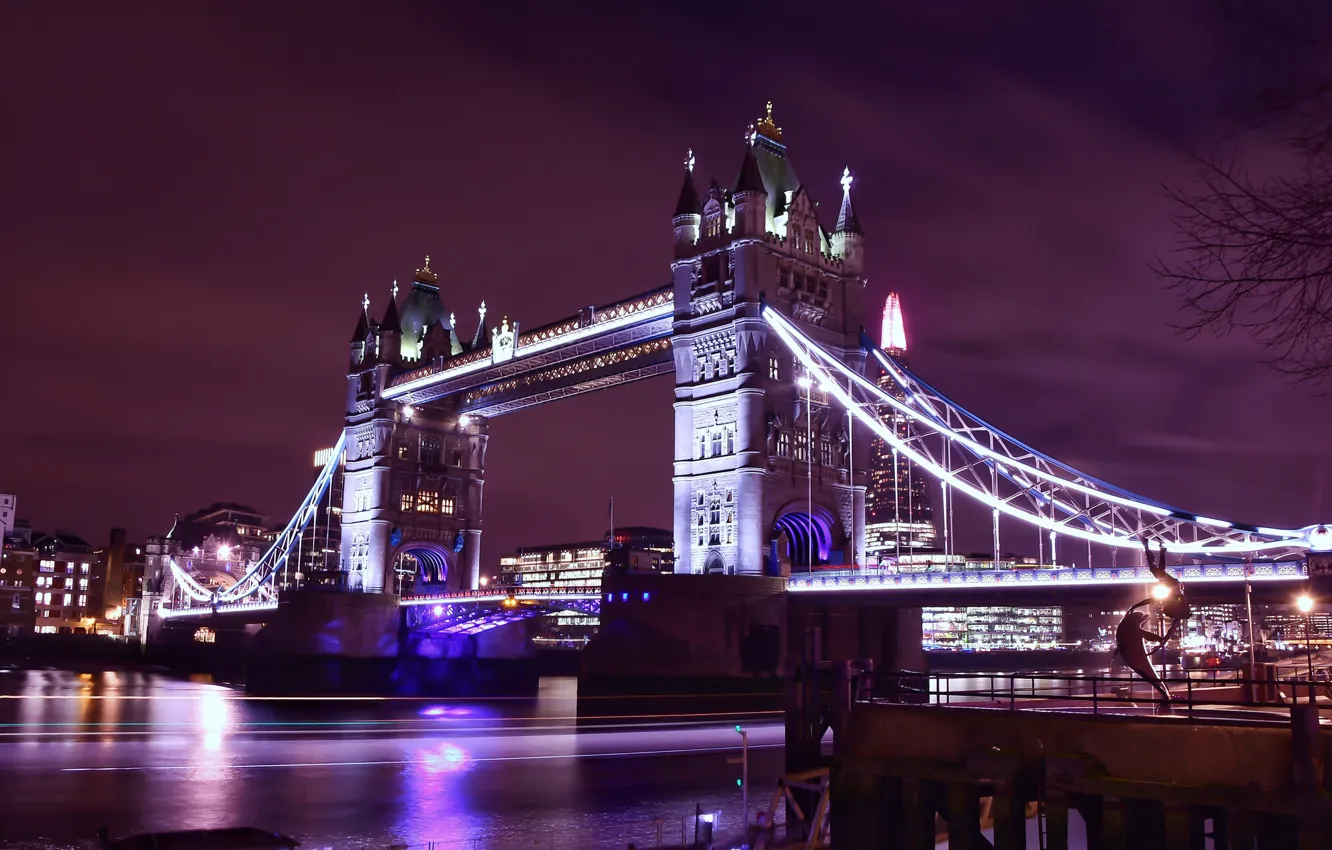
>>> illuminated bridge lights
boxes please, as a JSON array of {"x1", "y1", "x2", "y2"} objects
[
  {"x1": 786, "y1": 562, "x2": 1307, "y2": 593},
  {"x1": 158, "y1": 599, "x2": 279, "y2": 619},
  {"x1": 762, "y1": 305, "x2": 1319, "y2": 559}
]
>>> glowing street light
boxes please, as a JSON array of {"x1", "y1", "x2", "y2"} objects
[
  {"x1": 459, "y1": 414, "x2": 471, "y2": 428},
  {"x1": 1297, "y1": 594, "x2": 1316, "y2": 704},
  {"x1": 217, "y1": 545, "x2": 232, "y2": 561},
  {"x1": 402, "y1": 404, "x2": 415, "y2": 421},
  {"x1": 797, "y1": 373, "x2": 813, "y2": 571}
]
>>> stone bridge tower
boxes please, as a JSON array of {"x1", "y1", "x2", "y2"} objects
[
  {"x1": 340, "y1": 261, "x2": 487, "y2": 594},
  {"x1": 670, "y1": 104, "x2": 869, "y2": 576}
]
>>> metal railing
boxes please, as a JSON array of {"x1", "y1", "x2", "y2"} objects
[
  {"x1": 388, "y1": 810, "x2": 723, "y2": 850},
  {"x1": 870, "y1": 669, "x2": 1329, "y2": 721}
]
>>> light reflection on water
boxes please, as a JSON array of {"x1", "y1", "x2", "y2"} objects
[{"x1": 0, "y1": 668, "x2": 773, "y2": 849}]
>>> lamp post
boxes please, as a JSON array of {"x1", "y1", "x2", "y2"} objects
[
  {"x1": 797, "y1": 374, "x2": 813, "y2": 572},
  {"x1": 1297, "y1": 594, "x2": 1315, "y2": 704}
]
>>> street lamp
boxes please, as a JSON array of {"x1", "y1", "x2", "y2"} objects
[
  {"x1": 797, "y1": 374, "x2": 814, "y2": 572},
  {"x1": 1297, "y1": 594, "x2": 1315, "y2": 704}
]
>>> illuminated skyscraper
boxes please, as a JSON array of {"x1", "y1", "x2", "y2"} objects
[{"x1": 864, "y1": 293, "x2": 936, "y2": 560}]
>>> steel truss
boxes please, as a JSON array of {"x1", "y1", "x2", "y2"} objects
[
  {"x1": 385, "y1": 287, "x2": 674, "y2": 406},
  {"x1": 763, "y1": 306, "x2": 1320, "y2": 561}
]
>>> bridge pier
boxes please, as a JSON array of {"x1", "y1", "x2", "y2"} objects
[{"x1": 579, "y1": 572, "x2": 924, "y2": 714}]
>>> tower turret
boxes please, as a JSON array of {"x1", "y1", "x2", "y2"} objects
[
  {"x1": 378, "y1": 281, "x2": 402, "y2": 365},
  {"x1": 349, "y1": 294, "x2": 370, "y2": 368},
  {"x1": 673, "y1": 149, "x2": 701, "y2": 252},
  {"x1": 732, "y1": 131, "x2": 768, "y2": 238},
  {"x1": 831, "y1": 167, "x2": 864, "y2": 273}
]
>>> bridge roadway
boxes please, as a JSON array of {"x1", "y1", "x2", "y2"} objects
[{"x1": 159, "y1": 559, "x2": 1311, "y2": 626}]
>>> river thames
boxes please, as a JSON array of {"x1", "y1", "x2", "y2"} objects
[{"x1": 0, "y1": 669, "x2": 783, "y2": 849}]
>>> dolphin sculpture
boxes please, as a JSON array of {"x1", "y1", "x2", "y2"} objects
[
  {"x1": 1115, "y1": 610, "x2": 1171, "y2": 703},
  {"x1": 1112, "y1": 539, "x2": 1192, "y2": 707}
]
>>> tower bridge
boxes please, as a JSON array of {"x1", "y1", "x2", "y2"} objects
[{"x1": 147, "y1": 104, "x2": 1332, "y2": 694}]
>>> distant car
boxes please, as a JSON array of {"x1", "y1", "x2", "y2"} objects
[{"x1": 99, "y1": 827, "x2": 299, "y2": 849}]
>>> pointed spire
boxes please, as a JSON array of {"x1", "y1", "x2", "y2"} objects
[
  {"x1": 881, "y1": 292, "x2": 907, "y2": 353},
  {"x1": 350, "y1": 295, "x2": 370, "y2": 343},
  {"x1": 673, "y1": 149, "x2": 701, "y2": 218},
  {"x1": 835, "y1": 166, "x2": 861, "y2": 234},
  {"x1": 734, "y1": 143, "x2": 765, "y2": 195},
  {"x1": 471, "y1": 301, "x2": 490, "y2": 350},
  {"x1": 380, "y1": 282, "x2": 402, "y2": 335}
]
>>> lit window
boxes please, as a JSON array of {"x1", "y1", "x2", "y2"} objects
[
  {"x1": 400, "y1": 493, "x2": 415, "y2": 512},
  {"x1": 39, "y1": 560, "x2": 53, "y2": 573},
  {"x1": 440, "y1": 496, "x2": 456, "y2": 516},
  {"x1": 81, "y1": 562, "x2": 89, "y2": 573},
  {"x1": 63, "y1": 593, "x2": 72, "y2": 606},
  {"x1": 418, "y1": 491, "x2": 440, "y2": 513},
  {"x1": 77, "y1": 594, "x2": 86, "y2": 607}
]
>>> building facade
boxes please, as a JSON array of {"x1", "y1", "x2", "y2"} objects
[
  {"x1": 0, "y1": 518, "x2": 36, "y2": 636},
  {"x1": 31, "y1": 533, "x2": 104, "y2": 633},
  {"x1": 670, "y1": 105, "x2": 868, "y2": 575},
  {"x1": 862, "y1": 293, "x2": 936, "y2": 560}
]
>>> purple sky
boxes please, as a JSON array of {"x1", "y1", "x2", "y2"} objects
[{"x1": 4, "y1": 1, "x2": 1332, "y2": 561}]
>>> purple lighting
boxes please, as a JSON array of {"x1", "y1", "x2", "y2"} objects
[{"x1": 432, "y1": 604, "x2": 444, "y2": 616}]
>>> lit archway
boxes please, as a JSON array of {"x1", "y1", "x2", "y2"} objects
[
  {"x1": 391, "y1": 542, "x2": 453, "y2": 593},
  {"x1": 772, "y1": 503, "x2": 837, "y2": 569}
]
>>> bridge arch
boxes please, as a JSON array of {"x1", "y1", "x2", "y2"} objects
[
  {"x1": 391, "y1": 541, "x2": 454, "y2": 592},
  {"x1": 771, "y1": 501, "x2": 840, "y2": 570}
]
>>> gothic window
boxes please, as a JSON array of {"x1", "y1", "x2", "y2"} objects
[
  {"x1": 821, "y1": 439, "x2": 833, "y2": 467},
  {"x1": 711, "y1": 430, "x2": 723, "y2": 457},
  {"x1": 768, "y1": 356, "x2": 780, "y2": 380},
  {"x1": 421, "y1": 438, "x2": 441, "y2": 466},
  {"x1": 440, "y1": 496, "x2": 456, "y2": 516},
  {"x1": 725, "y1": 510, "x2": 734, "y2": 544},
  {"x1": 709, "y1": 526, "x2": 720, "y2": 547},
  {"x1": 710, "y1": 497, "x2": 721, "y2": 526},
  {"x1": 397, "y1": 444, "x2": 408, "y2": 460},
  {"x1": 705, "y1": 357, "x2": 714, "y2": 380},
  {"x1": 697, "y1": 493, "x2": 705, "y2": 507},
  {"x1": 698, "y1": 433, "x2": 706, "y2": 459},
  {"x1": 805, "y1": 229, "x2": 815, "y2": 253},
  {"x1": 726, "y1": 428, "x2": 734, "y2": 455},
  {"x1": 726, "y1": 489, "x2": 733, "y2": 503},
  {"x1": 418, "y1": 491, "x2": 441, "y2": 513},
  {"x1": 726, "y1": 349, "x2": 736, "y2": 375},
  {"x1": 400, "y1": 493, "x2": 414, "y2": 511},
  {"x1": 795, "y1": 433, "x2": 808, "y2": 462},
  {"x1": 693, "y1": 357, "x2": 702, "y2": 383},
  {"x1": 778, "y1": 431, "x2": 791, "y2": 458}
]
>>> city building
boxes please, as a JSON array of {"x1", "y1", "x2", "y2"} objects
[
  {"x1": 0, "y1": 492, "x2": 15, "y2": 537},
  {"x1": 859, "y1": 296, "x2": 1066, "y2": 651},
  {"x1": 98, "y1": 528, "x2": 145, "y2": 628},
  {"x1": 0, "y1": 517, "x2": 36, "y2": 636},
  {"x1": 495, "y1": 527, "x2": 673, "y2": 645},
  {"x1": 863, "y1": 293, "x2": 936, "y2": 560},
  {"x1": 31, "y1": 532, "x2": 105, "y2": 633}
]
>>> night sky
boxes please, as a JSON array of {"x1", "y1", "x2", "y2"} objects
[{"x1": 5, "y1": 1, "x2": 1332, "y2": 562}]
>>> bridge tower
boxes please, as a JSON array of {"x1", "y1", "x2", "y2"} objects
[
  {"x1": 670, "y1": 104, "x2": 869, "y2": 576},
  {"x1": 340, "y1": 261, "x2": 487, "y2": 594}
]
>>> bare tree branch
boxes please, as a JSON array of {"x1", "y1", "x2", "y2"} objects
[{"x1": 1156, "y1": 6, "x2": 1332, "y2": 388}]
